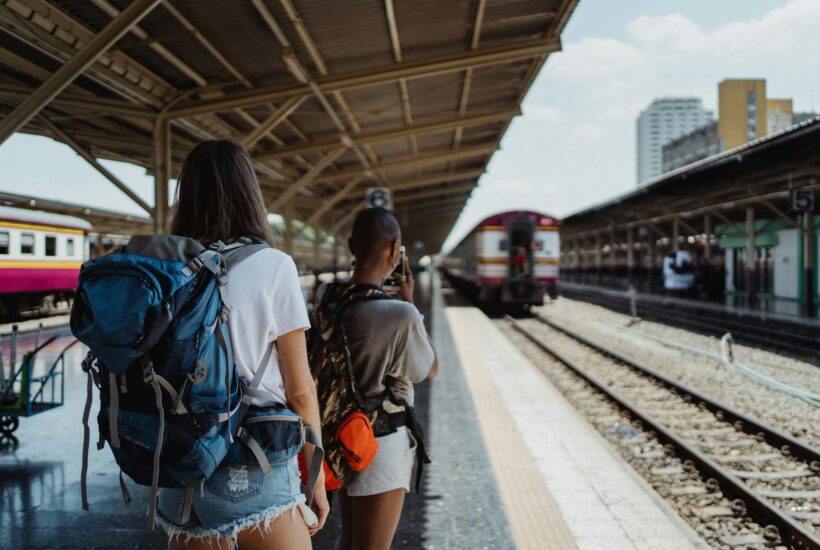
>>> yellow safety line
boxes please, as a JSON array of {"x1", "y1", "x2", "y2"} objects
[{"x1": 447, "y1": 308, "x2": 577, "y2": 549}]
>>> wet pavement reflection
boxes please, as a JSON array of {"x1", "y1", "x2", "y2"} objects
[{"x1": 1, "y1": 271, "x2": 436, "y2": 549}]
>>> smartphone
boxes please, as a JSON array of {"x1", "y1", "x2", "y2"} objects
[{"x1": 384, "y1": 245, "x2": 406, "y2": 293}]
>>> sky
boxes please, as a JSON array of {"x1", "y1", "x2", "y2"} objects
[{"x1": 0, "y1": 0, "x2": 818, "y2": 251}]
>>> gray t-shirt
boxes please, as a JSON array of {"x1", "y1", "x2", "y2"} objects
[{"x1": 341, "y1": 298, "x2": 434, "y2": 407}]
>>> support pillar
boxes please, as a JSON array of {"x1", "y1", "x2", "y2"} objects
[
  {"x1": 703, "y1": 214, "x2": 712, "y2": 260},
  {"x1": 313, "y1": 228, "x2": 322, "y2": 271},
  {"x1": 153, "y1": 117, "x2": 171, "y2": 234},
  {"x1": 745, "y1": 207, "x2": 756, "y2": 305},
  {"x1": 672, "y1": 217, "x2": 680, "y2": 252},
  {"x1": 803, "y1": 211, "x2": 815, "y2": 317},
  {"x1": 574, "y1": 238, "x2": 581, "y2": 270},
  {"x1": 626, "y1": 225, "x2": 634, "y2": 281},
  {"x1": 282, "y1": 203, "x2": 295, "y2": 256},
  {"x1": 594, "y1": 231, "x2": 602, "y2": 274}
]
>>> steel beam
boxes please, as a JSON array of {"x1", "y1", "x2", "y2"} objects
[
  {"x1": 0, "y1": 84, "x2": 155, "y2": 119},
  {"x1": 394, "y1": 182, "x2": 476, "y2": 203},
  {"x1": 304, "y1": 176, "x2": 366, "y2": 228},
  {"x1": 0, "y1": 0, "x2": 162, "y2": 145},
  {"x1": 257, "y1": 110, "x2": 516, "y2": 161},
  {"x1": 241, "y1": 96, "x2": 306, "y2": 150},
  {"x1": 153, "y1": 117, "x2": 171, "y2": 234},
  {"x1": 309, "y1": 145, "x2": 495, "y2": 185},
  {"x1": 267, "y1": 147, "x2": 346, "y2": 212},
  {"x1": 167, "y1": 37, "x2": 561, "y2": 118},
  {"x1": 38, "y1": 114, "x2": 153, "y2": 215}
]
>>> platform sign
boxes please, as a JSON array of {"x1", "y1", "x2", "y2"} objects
[
  {"x1": 791, "y1": 189, "x2": 814, "y2": 212},
  {"x1": 366, "y1": 187, "x2": 392, "y2": 210}
]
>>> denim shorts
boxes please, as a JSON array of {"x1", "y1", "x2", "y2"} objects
[{"x1": 156, "y1": 457, "x2": 305, "y2": 542}]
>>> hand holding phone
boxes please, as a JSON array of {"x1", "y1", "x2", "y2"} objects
[{"x1": 398, "y1": 255, "x2": 414, "y2": 304}]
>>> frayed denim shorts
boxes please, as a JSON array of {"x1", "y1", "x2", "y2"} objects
[{"x1": 156, "y1": 456, "x2": 304, "y2": 542}]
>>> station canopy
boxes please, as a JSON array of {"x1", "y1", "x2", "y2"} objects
[
  {"x1": 0, "y1": 0, "x2": 577, "y2": 253},
  {"x1": 560, "y1": 117, "x2": 820, "y2": 243}
]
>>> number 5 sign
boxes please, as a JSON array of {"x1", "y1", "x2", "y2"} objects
[{"x1": 791, "y1": 189, "x2": 814, "y2": 212}]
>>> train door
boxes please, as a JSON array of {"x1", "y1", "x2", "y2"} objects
[{"x1": 508, "y1": 218, "x2": 535, "y2": 280}]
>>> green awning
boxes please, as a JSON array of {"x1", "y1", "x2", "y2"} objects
[{"x1": 719, "y1": 232, "x2": 779, "y2": 249}]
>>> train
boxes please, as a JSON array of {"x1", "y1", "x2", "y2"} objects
[
  {"x1": 0, "y1": 206, "x2": 91, "y2": 320},
  {"x1": 441, "y1": 210, "x2": 561, "y2": 308}
]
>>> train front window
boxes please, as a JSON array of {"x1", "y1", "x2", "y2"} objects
[
  {"x1": 20, "y1": 232, "x2": 34, "y2": 255},
  {"x1": 45, "y1": 235, "x2": 57, "y2": 257},
  {"x1": 0, "y1": 231, "x2": 8, "y2": 254}
]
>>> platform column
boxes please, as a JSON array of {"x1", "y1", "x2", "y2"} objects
[
  {"x1": 594, "y1": 231, "x2": 602, "y2": 279},
  {"x1": 745, "y1": 207, "x2": 757, "y2": 305},
  {"x1": 153, "y1": 117, "x2": 171, "y2": 234},
  {"x1": 626, "y1": 225, "x2": 634, "y2": 281},
  {"x1": 313, "y1": 227, "x2": 322, "y2": 270},
  {"x1": 803, "y1": 211, "x2": 815, "y2": 317},
  {"x1": 574, "y1": 238, "x2": 581, "y2": 270},
  {"x1": 703, "y1": 214, "x2": 712, "y2": 260},
  {"x1": 282, "y1": 203, "x2": 295, "y2": 255},
  {"x1": 672, "y1": 217, "x2": 680, "y2": 252}
]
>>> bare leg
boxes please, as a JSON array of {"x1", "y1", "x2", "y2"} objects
[
  {"x1": 339, "y1": 490, "x2": 354, "y2": 550},
  {"x1": 350, "y1": 489, "x2": 406, "y2": 550},
  {"x1": 236, "y1": 507, "x2": 311, "y2": 550}
]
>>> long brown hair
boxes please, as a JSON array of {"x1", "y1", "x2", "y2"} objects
[{"x1": 170, "y1": 140, "x2": 273, "y2": 245}]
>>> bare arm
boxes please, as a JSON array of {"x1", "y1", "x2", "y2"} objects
[{"x1": 277, "y1": 328, "x2": 328, "y2": 534}]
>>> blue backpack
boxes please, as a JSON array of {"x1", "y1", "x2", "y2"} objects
[{"x1": 70, "y1": 235, "x2": 322, "y2": 529}]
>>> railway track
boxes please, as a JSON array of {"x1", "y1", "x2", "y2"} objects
[
  {"x1": 558, "y1": 285, "x2": 820, "y2": 361},
  {"x1": 504, "y1": 314, "x2": 820, "y2": 549}
]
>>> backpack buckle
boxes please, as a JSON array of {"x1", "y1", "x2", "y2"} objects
[{"x1": 142, "y1": 363, "x2": 155, "y2": 383}]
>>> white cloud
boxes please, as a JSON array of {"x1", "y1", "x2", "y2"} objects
[
  {"x1": 524, "y1": 105, "x2": 562, "y2": 121},
  {"x1": 445, "y1": 0, "x2": 820, "y2": 251}
]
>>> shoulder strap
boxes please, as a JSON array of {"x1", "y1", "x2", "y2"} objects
[{"x1": 220, "y1": 238, "x2": 270, "y2": 271}]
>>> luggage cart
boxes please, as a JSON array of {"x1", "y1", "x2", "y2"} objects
[{"x1": 0, "y1": 325, "x2": 78, "y2": 436}]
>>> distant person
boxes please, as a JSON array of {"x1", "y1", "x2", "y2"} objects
[
  {"x1": 158, "y1": 140, "x2": 329, "y2": 548},
  {"x1": 311, "y1": 207, "x2": 436, "y2": 550},
  {"x1": 513, "y1": 243, "x2": 528, "y2": 276},
  {"x1": 662, "y1": 249, "x2": 695, "y2": 296}
]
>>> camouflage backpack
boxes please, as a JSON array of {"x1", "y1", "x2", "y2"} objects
[{"x1": 308, "y1": 282, "x2": 392, "y2": 488}]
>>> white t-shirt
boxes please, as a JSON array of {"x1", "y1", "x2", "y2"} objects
[{"x1": 225, "y1": 247, "x2": 310, "y2": 406}]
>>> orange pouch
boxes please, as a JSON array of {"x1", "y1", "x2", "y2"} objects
[
  {"x1": 299, "y1": 455, "x2": 343, "y2": 491},
  {"x1": 336, "y1": 411, "x2": 379, "y2": 472}
]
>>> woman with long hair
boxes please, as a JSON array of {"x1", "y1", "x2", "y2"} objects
[{"x1": 156, "y1": 140, "x2": 329, "y2": 549}]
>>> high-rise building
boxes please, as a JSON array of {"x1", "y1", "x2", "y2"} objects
[
  {"x1": 717, "y1": 79, "x2": 767, "y2": 150},
  {"x1": 661, "y1": 80, "x2": 799, "y2": 175},
  {"x1": 636, "y1": 98, "x2": 714, "y2": 184},
  {"x1": 767, "y1": 98, "x2": 794, "y2": 134}
]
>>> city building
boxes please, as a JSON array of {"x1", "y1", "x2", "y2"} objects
[
  {"x1": 662, "y1": 122, "x2": 718, "y2": 173},
  {"x1": 636, "y1": 98, "x2": 714, "y2": 184},
  {"x1": 717, "y1": 79, "x2": 768, "y2": 150},
  {"x1": 767, "y1": 98, "x2": 793, "y2": 134},
  {"x1": 661, "y1": 80, "x2": 800, "y2": 174}
]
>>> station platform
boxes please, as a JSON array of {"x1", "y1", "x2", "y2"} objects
[{"x1": 1, "y1": 272, "x2": 702, "y2": 549}]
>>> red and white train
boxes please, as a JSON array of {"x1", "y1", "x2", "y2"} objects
[
  {"x1": 442, "y1": 210, "x2": 560, "y2": 308},
  {"x1": 0, "y1": 206, "x2": 91, "y2": 320}
]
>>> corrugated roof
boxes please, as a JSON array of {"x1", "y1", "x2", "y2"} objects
[{"x1": 0, "y1": 0, "x2": 579, "y2": 253}]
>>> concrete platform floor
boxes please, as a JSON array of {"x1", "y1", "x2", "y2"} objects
[
  {"x1": 1, "y1": 271, "x2": 703, "y2": 549},
  {"x1": 1, "y1": 270, "x2": 510, "y2": 549}
]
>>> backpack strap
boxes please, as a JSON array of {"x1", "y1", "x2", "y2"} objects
[{"x1": 143, "y1": 361, "x2": 166, "y2": 530}]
